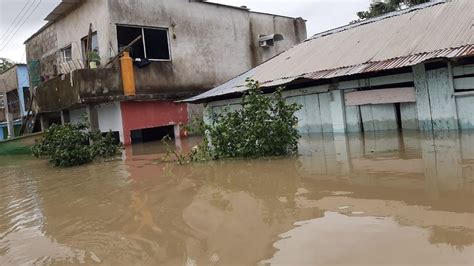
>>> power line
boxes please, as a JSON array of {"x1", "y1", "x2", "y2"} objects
[
  {"x1": 0, "y1": 0, "x2": 37, "y2": 45},
  {"x1": 0, "y1": 0, "x2": 43, "y2": 52},
  {"x1": 0, "y1": 0, "x2": 34, "y2": 41}
]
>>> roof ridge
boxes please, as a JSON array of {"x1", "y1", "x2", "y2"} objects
[{"x1": 309, "y1": 0, "x2": 446, "y2": 41}]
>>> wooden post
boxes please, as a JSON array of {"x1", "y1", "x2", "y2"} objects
[{"x1": 85, "y1": 23, "x2": 93, "y2": 69}]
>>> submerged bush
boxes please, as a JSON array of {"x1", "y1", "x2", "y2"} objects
[
  {"x1": 32, "y1": 120, "x2": 122, "y2": 167},
  {"x1": 207, "y1": 79, "x2": 301, "y2": 158},
  {"x1": 164, "y1": 79, "x2": 301, "y2": 163}
]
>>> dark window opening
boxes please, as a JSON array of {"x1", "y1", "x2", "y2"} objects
[
  {"x1": 46, "y1": 112, "x2": 62, "y2": 127},
  {"x1": 6, "y1": 90, "x2": 20, "y2": 116},
  {"x1": 23, "y1": 87, "x2": 30, "y2": 108},
  {"x1": 425, "y1": 61, "x2": 448, "y2": 71},
  {"x1": 117, "y1": 25, "x2": 171, "y2": 60},
  {"x1": 117, "y1": 26, "x2": 144, "y2": 59},
  {"x1": 131, "y1": 125, "x2": 175, "y2": 144},
  {"x1": 102, "y1": 131, "x2": 120, "y2": 144},
  {"x1": 144, "y1": 28, "x2": 170, "y2": 60}
]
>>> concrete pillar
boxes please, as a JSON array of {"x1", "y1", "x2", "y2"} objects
[
  {"x1": 333, "y1": 133, "x2": 351, "y2": 174},
  {"x1": 86, "y1": 104, "x2": 99, "y2": 131},
  {"x1": 329, "y1": 90, "x2": 346, "y2": 133},
  {"x1": 174, "y1": 124, "x2": 182, "y2": 151},
  {"x1": 60, "y1": 110, "x2": 70, "y2": 124},
  {"x1": 425, "y1": 64, "x2": 458, "y2": 131},
  {"x1": 413, "y1": 63, "x2": 458, "y2": 131},
  {"x1": 40, "y1": 115, "x2": 46, "y2": 132},
  {"x1": 413, "y1": 63, "x2": 433, "y2": 131},
  {"x1": 319, "y1": 92, "x2": 333, "y2": 133}
]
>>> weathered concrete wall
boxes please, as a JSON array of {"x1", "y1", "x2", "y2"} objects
[
  {"x1": 107, "y1": 0, "x2": 306, "y2": 97},
  {"x1": 413, "y1": 63, "x2": 459, "y2": 131},
  {"x1": 35, "y1": 68, "x2": 122, "y2": 113},
  {"x1": 456, "y1": 95, "x2": 474, "y2": 130},
  {"x1": 69, "y1": 106, "x2": 87, "y2": 123},
  {"x1": 329, "y1": 90, "x2": 346, "y2": 133},
  {"x1": 360, "y1": 104, "x2": 398, "y2": 131},
  {"x1": 400, "y1": 102, "x2": 418, "y2": 130},
  {"x1": 54, "y1": 0, "x2": 111, "y2": 66},
  {"x1": 425, "y1": 67, "x2": 458, "y2": 131},
  {"x1": 25, "y1": 24, "x2": 58, "y2": 78},
  {"x1": 120, "y1": 101, "x2": 188, "y2": 145}
]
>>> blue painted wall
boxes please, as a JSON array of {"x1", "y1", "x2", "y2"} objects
[{"x1": 16, "y1": 65, "x2": 30, "y2": 116}]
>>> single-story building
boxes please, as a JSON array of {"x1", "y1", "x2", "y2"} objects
[{"x1": 185, "y1": 0, "x2": 474, "y2": 134}]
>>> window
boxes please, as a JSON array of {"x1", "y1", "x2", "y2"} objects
[
  {"x1": 81, "y1": 32, "x2": 99, "y2": 61},
  {"x1": 117, "y1": 25, "x2": 171, "y2": 60},
  {"x1": 60, "y1": 45, "x2": 72, "y2": 62}
]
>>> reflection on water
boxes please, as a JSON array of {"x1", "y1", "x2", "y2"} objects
[{"x1": 0, "y1": 130, "x2": 473, "y2": 265}]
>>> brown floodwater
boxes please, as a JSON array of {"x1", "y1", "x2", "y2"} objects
[{"x1": 1, "y1": 130, "x2": 473, "y2": 265}]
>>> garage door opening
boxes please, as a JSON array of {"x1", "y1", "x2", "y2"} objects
[{"x1": 130, "y1": 125, "x2": 175, "y2": 144}]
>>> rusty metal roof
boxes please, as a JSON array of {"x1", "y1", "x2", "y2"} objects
[{"x1": 186, "y1": 0, "x2": 474, "y2": 103}]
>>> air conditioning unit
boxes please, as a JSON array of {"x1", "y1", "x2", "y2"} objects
[{"x1": 259, "y1": 34, "x2": 284, "y2": 48}]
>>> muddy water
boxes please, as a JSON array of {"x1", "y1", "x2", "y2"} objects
[{"x1": 1, "y1": 131, "x2": 473, "y2": 265}]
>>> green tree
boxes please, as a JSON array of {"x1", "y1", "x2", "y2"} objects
[
  {"x1": 163, "y1": 79, "x2": 302, "y2": 164},
  {"x1": 356, "y1": 0, "x2": 431, "y2": 21},
  {"x1": 32, "y1": 119, "x2": 122, "y2": 167},
  {"x1": 0, "y1": 57, "x2": 14, "y2": 73}
]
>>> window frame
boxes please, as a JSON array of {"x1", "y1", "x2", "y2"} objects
[
  {"x1": 116, "y1": 24, "x2": 172, "y2": 62},
  {"x1": 60, "y1": 45, "x2": 73, "y2": 62},
  {"x1": 81, "y1": 31, "x2": 99, "y2": 62}
]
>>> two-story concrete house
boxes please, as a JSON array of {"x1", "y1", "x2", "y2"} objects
[
  {"x1": 0, "y1": 64, "x2": 32, "y2": 140},
  {"x1": 25, "y1": 0, "x2": 307, "y2": 145}
]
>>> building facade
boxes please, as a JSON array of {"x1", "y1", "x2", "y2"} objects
[
  {"x1": 25, "y1": 0, "x2": 307, "y2": 145},
  {"x1": 187, "y1": 0, "x2": 474, "y2": 134},
  {"x1": 0, "y1": 64, "x2": 31, "y2": 140}
]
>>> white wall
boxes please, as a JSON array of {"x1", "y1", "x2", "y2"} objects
[{"x1": 97, "y1": 102, "x2": 124, "y2": 142}]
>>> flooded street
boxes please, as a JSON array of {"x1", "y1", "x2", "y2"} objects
[{"x1": 1, "y1": 131, "x2": 473, "y2": 265}]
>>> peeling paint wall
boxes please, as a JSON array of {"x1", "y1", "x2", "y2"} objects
[
  {"x1": 120, "y1": 101, "x2": 188, "y2": 145},
  {"x1": 204, "y1": 62, "x2": 474, "y2": 135},
  {"x1": 456, "y1": 96, "x2": 474, "y2": 130},
  {"x1": 106, "y1": 0, "x2": 306, "y2": 96},
  {"x1": 25, "y1": 24, "x2": 58, "y2": 78}
]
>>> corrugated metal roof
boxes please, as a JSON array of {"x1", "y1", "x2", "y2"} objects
[{"x1": 186, "y1": 0, "x2": 474, "y2": 103}]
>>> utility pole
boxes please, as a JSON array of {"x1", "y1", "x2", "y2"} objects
[{"x1": 1, "y1": 79, "x2": 14, "y2": 139}]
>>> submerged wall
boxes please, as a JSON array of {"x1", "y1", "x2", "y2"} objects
[{"x1": 203, "y1": 61, "x2": 474, "y2": 134}]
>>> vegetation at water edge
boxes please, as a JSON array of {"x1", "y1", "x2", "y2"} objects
[{"x1": 31, "y1": 120, "x2": 122, "y2": 167}]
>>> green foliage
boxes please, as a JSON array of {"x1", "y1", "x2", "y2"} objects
[
  {"x1": 207, "y1": 79, "x2": 301, "y2": 158},
  {"x1": 0, "y1": 58, "x2": 14, "y2": 73},
  {"x1": 164, "y1": 79, "x2": 301, "y2": 164},
  {"x1": 87, "y1": 51, "x2": 101, "y2": 64},
  {"x1": 355, "y1": 0, "x2": 430, "y2": 21},
  {"x1": 32, "y1": 120, "x2": 122, "y2": 167}
]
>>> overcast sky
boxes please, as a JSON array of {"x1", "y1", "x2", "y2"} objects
[{"x1": 0, "y1": 0, "x2": 370, "y2": 63}]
